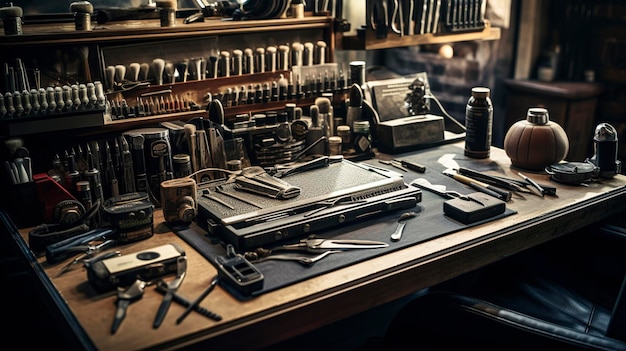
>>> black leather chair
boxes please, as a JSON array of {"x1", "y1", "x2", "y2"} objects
[{"x1": 374, "y1": 220, "x2": 626, "y2": 350}]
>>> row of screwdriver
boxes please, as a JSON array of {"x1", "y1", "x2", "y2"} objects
[
  {"x1": 105, "y1": 40, "x2": 329, "y2": 91},
  {"x1": 0, "y1": 82, "x2": 107, "y2": 119}
]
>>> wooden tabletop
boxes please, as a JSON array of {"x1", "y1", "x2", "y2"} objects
[{"x1": 12, "y1": 142, "x2": 626, "y2": 350}]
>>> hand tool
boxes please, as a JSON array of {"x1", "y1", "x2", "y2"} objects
[
  {"x1": 391, "y1": 211, "x2": 418, "y2": 241},
  {"x1": 432, "y1": 0, "x2": 441, "y2": 33},
  {"x1": 75, "y1": 84, "x2": 87, "y2": 109},
  {"x1": 518, "y1": 172, "x2": 545, "y2": 198},
  {"x1": 105, "y1": 66, "x2": 116, "y2": 91},
  {"x1": 234, "y1": 166, "x2": 301, "y2": 200},
  {"x1": 45, "y1": 87, "x2": 56, "y2": 112},
  {"x1": 442, "y1": 169, "x2": 512, "y2": 202},
  {"x1": 156, "y1": 279, "x2": 222, "y2": 322},
  {"x1": 153, "y1": 255, "x2": 186, "y2": 328},
  {"x1": 139, "y1": 63, "x2": 150, "y2": 81},
  {"x1": 94, "y1": 81, "x2": 106, "y2": 106},
  {"x1": 390, "y1": 0, "x2": 404, "y2": 36},
  {"x1": 86, "y1": 83, "x2": 97, "y2": 107},
  {"x1": 213, "y1": 184, "x2": 263, "y2": 208},
  {"x1": 71, "y1": 84, "x2": 80, "y2": 110},
  {"x1": 253, "y1": 250, "x2": 341, "y2": 266},
  {"x1": 111, "y1": 279, "x2": 147, "y2": 334},
  {"x1": 151, "y1": 58, "x2": 165, "y2": 85},
  {"x1": 120, "y1": 136, "x2": 136, "y2": 193},
  {"x1": 11, "y1": 90, "x2": 23, "y2": 116},
  {"x1": 105, "y1": 141, "x2": 120, "y2": 198},
  {"x1": 22, "y1": 89, "x2": 32, "y2": 115},
  {"x1": 45, "y1": 227, "x2": 116, "y2": 264},
  {"x1": 184, "y1": 123, "x2": 198, "y2": 173},
  {"x1": 38, "y1": 88, "x2": 48, "y2": 112},
  {"x1": 175, "y1": 274, "x2": 219, "y2": 324},
  {"x1": 303, "y1": 42, "x2": 314, "y2": 66},
  {"x1": 456, "y1": 166, "x2": 529, "y2": 194},
  {"x1": 4, "y1": 92, "x2": 14, "y2": 115},
  {"x1": 419, "y1": 0, "x2": 428, "y2": 34},
  {"x1": 291, "y1": 42, "x2": 303, "y2": 67},
  {"x1": 278, "y1": 45, "x2": 289, "y2": 70},
  {"x1": 0, "y1": 94, "x2": 5, "y2": 116},
  {"x1": 243, "y1": 48, "x2": 254, "y2": 74},
  {"x1": 379, "y1": 159, "x2": 408, "y2": 172},
  {"x1": 315, "y1": 40, "x2": 327, "y2": 64},
  {"x1": 272, "y1": 236, "x2": 389, "y2": 253},
  {"x1": 218, "y1": 51, "x2": 231, "y2": 77},
  {"x1": 370, "y1": 0, "x2": 389, "y2": 39},
  {"x1": 114, "y1": 64, "x2": 126, "y2": 84},
  {"x1": 394, "y1": 158, "x2": 426, "y2": 173},
  {"x1": 129, "y1": 62, "x2": 140, "y2": 82},
  {"x1": 266, "y1": 46, "x2": 277, "y2": 72},
  {"x1": 232, "y1": 49, "x2": 243, "y2": 76},
  {"x1": 254, "y1": 47, "x2": 265, "y2": 73},
  {"x1": 410, "y1": 177, "x2": 483, "y2": 204},
  {"x1": 426, "y1": 0, "x2": 435, "y2": 33},
  {"x1": 201, "y1": 189, "x2": 235, "y2": 209}
]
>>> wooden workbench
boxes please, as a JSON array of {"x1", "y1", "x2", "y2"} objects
[{"x1": 6, "y1": 141, "x2": 626, "y2": 350}]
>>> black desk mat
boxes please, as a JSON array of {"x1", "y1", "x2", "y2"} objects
[{"x1": 176, "y1": 144, "x2": 518, "y2": 298}]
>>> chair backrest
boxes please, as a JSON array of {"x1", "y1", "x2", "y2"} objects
[
  {"x1": 603, "y1": 223, "x2": 626, "y2": 341},
  {"x1": 608, "y1": 272, "x2": 626, "y2": 340}
]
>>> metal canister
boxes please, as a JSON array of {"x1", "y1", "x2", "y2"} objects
[
  {"x1": 157, "y1": 0, "x2": 177, "y2": 27},
  {"x1": 0, "y1": 5, "x2": 23, "y2": 36},
  {"x1": 70, "y1": 1, "x2": 93, "y2": 31}
]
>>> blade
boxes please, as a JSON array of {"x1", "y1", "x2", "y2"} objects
[
  {"x1": 318, "y1": 239, "x2": 389, "y2": 250},
  {"x1": 410, "y1": 178, "x2": 451, "y2": 198}
]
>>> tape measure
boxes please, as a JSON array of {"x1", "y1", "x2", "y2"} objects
[{"x1": 545, "y1": 161, "x2": 598, "y2": 185}]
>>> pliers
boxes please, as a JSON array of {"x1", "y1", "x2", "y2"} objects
[
  {"x1": 111, "y1": 279, "x2": 147, "y2": 334},
  {"x1": 153, "y1": 255, "x2": 187, "y2": 328}
]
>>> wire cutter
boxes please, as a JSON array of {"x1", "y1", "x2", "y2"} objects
[{"x1": 276, "y1": 236, "x2": 389, "y2": 253}]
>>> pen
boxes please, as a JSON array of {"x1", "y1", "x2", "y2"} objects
[
  {"x1": 443, "y1": 169, "x2": 512, "y2": 202},
  {"x1": 518, "y1": 172, "x2": 545, "y2": 198}
]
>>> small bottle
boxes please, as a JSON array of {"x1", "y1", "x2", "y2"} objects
[
  {"x1": 464, "y1": 87, "x2": 493, "y2": 159},
  {"x1": 353, "y1": 120, "x2": 372, "y2": 154}
]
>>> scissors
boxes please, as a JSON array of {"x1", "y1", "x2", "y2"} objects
[{"x1": 277, "y1": 236, "x2": 389, "y2": 253}]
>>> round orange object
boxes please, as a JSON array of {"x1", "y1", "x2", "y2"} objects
[{"x1": 503, "y1": 107, "x2": 569, "y2": 171}]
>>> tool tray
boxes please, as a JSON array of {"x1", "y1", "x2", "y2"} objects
[{"x1": 196, "y1": 160, "x2": 421, "y2": 251}]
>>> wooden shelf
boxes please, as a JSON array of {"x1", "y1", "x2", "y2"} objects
[
  {"x1": 0, "y1": 16, "x2": 335, "y2": 46},
  {"x1": 340, "y1": 20, "x2": 500, "y2": 50}
]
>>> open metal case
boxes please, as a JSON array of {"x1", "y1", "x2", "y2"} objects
[{"x1": 196, "y1": 159, "x2": 421, "y2": 251}]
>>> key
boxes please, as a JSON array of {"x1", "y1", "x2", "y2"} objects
[{"x1": 111, "y1": 279, "x2": 146, "y2": 334}]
